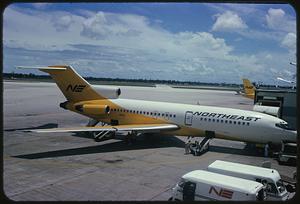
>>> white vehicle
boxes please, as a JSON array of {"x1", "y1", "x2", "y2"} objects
[
  {"x1": 207, "y1": 160, "x2": 289, "y2": 200},
  {"x1": 277, "y1": 141, "x2": 297, "y2": 164},
  {"x1": 170, "y1": 170, "x2": 266, "y2": 201}
]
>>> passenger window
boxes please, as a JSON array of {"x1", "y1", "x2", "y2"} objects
[
  {"x1": 229, "y1": 121, "x2": 232, "y2": 124},
  {"x1": 238, "y1": 121, "x2": 240, "y2": 125},
  {"x1": 242, "y1": 122, "x2": 245, "y2": 125},
  {"x1": 174, "y1": 115, "x2": 176, "y2": 118},
  {"x1": 162, "y1": 114, "x2": 164, "y2": 116},
  {"x1": 225, "y1": 120, "x2": 227, "y2": 123},
  {"x1": 208, "y1": 119, "x2": 211, "y2": 122},
  {"x1": 212, "y1": 119, "x2": 215, "y2": 122},
  {"x1": 216, "y1": 119, "x2": 219, "y2": 122},
  {"x1": 158, "y1": 113, "x2": 160, "y2": 116},
  {"x1": 247, "y1": 122, "x2": 250, "y2": 126},
  {"x1": 233, "y1": 121, "x2": 236, "y2": 124},
  {"x1": 204, "y1": 118, "x2": 207, "y2": 121}
]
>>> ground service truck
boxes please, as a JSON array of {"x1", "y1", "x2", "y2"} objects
[
  {"x1": 170, "y1": 170, "x2": 266, "y2": 201},
  {"x1": 207, "y1": 160, "x2": 289, "y2": 200}
]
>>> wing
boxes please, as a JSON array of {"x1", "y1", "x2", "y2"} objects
[
  {"x1": 277, "y1": 77, "x2": 295, "y2": 84},
  {"x1": 27, "y1": 123, "x2": 179, "y2": 133}
]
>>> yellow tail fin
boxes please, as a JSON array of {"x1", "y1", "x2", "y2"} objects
[
  {"x1": 18, "y1": 65, "x2": 106, "y2": 102},
  {"x1": 242, "y1": 78, "x2": 255, "y2": 95}
]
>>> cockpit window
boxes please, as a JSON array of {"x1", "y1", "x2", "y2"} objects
[{"x1": 275, "y1": 122, "x2": 295, "y2": 130}]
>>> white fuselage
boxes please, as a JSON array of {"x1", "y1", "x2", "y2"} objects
[{"x1": 109, "y1": 99, "x2": 297, "y2": 144}]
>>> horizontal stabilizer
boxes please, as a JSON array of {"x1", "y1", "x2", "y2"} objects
[
  {"x1": 17, "y1": 65, "x2": 106, "y2": 102},
  {"x1": 16, "y1": 66, "x2": 67, "y2": 70},
  {"x1": 27, "y1": 123, "x2": 179, "y2": 133}
]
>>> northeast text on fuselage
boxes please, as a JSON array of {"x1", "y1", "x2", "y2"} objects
[{"x1": 191, "y1": 111, "x2": 261, "y2": 122}]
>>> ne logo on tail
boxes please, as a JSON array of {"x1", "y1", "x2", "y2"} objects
[{"x1": 66, "y1": 84, "x2": 86, "y2": 92}]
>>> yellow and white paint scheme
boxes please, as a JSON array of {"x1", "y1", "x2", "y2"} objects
[{"x1": 17, "y1": 65, "x2": 296, "y2": 145}]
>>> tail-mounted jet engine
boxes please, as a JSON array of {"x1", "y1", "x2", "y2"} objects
[
  {"x1": 94, "y1": 86, "x2": 121, "y2": 99},
  {"x1": 75, "y1": 104, "x2": 110, "y2": 115}
]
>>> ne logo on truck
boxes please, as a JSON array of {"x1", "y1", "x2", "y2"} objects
[
  {"x1": 66, "y1": 84, "x2": 86, "y2": 92},
  {"x1": 209, "y1": 186, "x2": 233, "y2": 199}
]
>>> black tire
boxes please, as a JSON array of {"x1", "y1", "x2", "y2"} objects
[{"x1": 168, "y1": 197, "x2": 173, "y2": 201}]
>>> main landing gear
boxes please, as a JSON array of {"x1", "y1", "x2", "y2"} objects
[{"x1": 124, "y1": 131, "x2": 138, "y2": 144}]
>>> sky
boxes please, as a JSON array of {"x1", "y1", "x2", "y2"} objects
[{"x1": 3, "y1": 3, "x2": 297, "y2": 84}]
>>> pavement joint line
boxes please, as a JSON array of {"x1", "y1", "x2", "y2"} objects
[{"x1": 149, "y1": 185, "x2": 174, "y2": 200}]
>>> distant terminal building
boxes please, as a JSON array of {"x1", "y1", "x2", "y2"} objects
[{"x1": 254, "y1": 89, "x2": 297, "y2": 130}]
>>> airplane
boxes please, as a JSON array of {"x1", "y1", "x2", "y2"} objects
[
  {"x1": 277, "y1": 62, "x2": 296, "y2": 88},
  {"x1": 235, "y1": 79, "x2": 256, "y2": 100},
  {"x1": 17, "y1": 65, "x2": 297, "y2": 153},
  {"x1": 276, "y1": 77, "x2": 295, "y2": 84}
]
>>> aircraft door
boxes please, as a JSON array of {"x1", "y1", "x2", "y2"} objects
[
  {"x1": 182, "y1": 181, "x2": 196, "y2": 201},
  {"x1": 185, "y1": 111, "x2": 193, "y2": 126}
]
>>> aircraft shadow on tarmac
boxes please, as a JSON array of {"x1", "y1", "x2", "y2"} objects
[
  {"x1": 13, "y1": 132, "x2": 268, "y2": 159},
  {"x1": 13, "y1": 135, "x2": 185, "y2": 159},
  {"x1": 4, "y1": 123, "x2": 58, "y2": 132},
  {"x1": 208, "y1": 145, "x2": 264, "y2": 157}
]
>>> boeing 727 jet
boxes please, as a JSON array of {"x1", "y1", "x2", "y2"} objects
[{"x1": 17, "y1": 65, "x2": 297, "y2": 153}]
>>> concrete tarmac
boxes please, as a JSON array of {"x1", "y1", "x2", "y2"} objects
[{"x1": 3, "y1": 81, "x2": 296, "y2": 201}]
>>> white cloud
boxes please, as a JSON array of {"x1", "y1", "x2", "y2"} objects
[
  {"x1": 266, "y1": 8, "x2": 285, "y2": 28},
  {"x1": 265, "y1": 54, "x2": 272, "y2": 59},
  {"x1": 51, "y1": 15, "x2": 75, "y2": 32},
  {"x1": 266, "y1": 8, "x2": 296, "y2": 33},
  {"x1": 281, "y1": 32, "x2": 296, "y2": 52},
  {"x1": 212, "y1": 11, "x2": 248, "y2": 32},
  {"x1": 31, "y1": 3, "x2": 51, "y2": 9},
  {"x1": 3, "y1": 6, "x2": 294, "y2": 84},
  {"x1": 80, "y1": 11, "x2": 142, "y2": 40}
]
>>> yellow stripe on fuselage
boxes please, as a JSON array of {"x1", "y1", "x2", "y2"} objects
[{"x1": 66, "y1": 98, "x2": 207, "y2": 136}]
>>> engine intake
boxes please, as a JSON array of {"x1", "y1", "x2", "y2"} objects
[
  {"x1": 59, "y1": 101, "x2": 69, "y2": 110},
  {"x1": 94, "y1": 86, "x2": 121, "y2": 99},
  {"x1": 75, "y1": 104, "x2": 110, "y2": 115}
]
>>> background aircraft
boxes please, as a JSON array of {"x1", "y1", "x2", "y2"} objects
[
  {"x1": 277, "y1": 62, "x2": 296, "y2": 88},
  {"x1": 236, "y1": 79, "x2": 256, "y2": 100}
]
